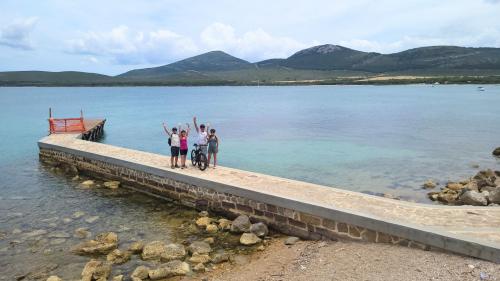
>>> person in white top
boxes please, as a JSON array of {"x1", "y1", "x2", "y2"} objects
[
  {"x1": 162, "y1": 122, "x2": 181, "y2": 169},
  {"x1": 193, "y1": 116, "x2": 209, "y2": 155}
]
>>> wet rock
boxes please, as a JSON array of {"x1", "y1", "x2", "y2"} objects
[
  {"x1": 474, "y1": 170, "x2": 497, "y2": 188},
  {"x1": 211, "y1": 250, "x2": 230, "y2": 264},
  {"x1": 492, "y1": 147, "x2": 500, "y2": 156},
  {"x1": 488, "y1": 188, "x2": 500, "y2": 204},
  {"x1": 218, "y1": 218, "x2": 231, "y2": 231},
  {"x1": 437, "y1": 190, "x2": 459, "y2": 204},
  {"x1": 198, "y1": 211, "x2": 209, "y2": 217},
  {"x1": 187, "y1": 241, "x2": 212, "y2": 255},
  {"x1": 48, "y1": 231, "x2": 71, "y2": 238},
  {"x1": 459, "y1": 190, "x2": 488, "y2": 206},
  {"x1": 46, "y1": 276, "x2": 62, "y2": 281},
  {"x1": 203, "y1": 237, "x2": 214, "y2": 244},
  {"x1": 73, "y1": 211, "x2": 85, "y2": 219},
  {"x1": 427, "y1": 191, "x2": 439, "y2": 201},
  {"x1": 112, "y1": 275, "x2": 124, "y2": 281},
  {"x1": 446, "y1": 182, "x2": 464, "y2": 191},
  {"x1": 85, "y1": 216, "x2": 99, "y2": 224},
  {"x1": 148, "y1": 260, "x2": 190, "y2": 280},
  {"x1": 230, "y1": 215, "x2": 251, "y2": 233},
  {"x1": 189, "y1": 253, "x2": 211, "y2": 264},
  {"x1": 161, "y1": 243, "x2": 186, "y2": 261},
  {"x1": 80, "y1": 180, "x2": 95, "y2": 187},
  {"x1": 62, "y1": 218, "x2": 72, "y2": 224},
  {"x1": 74, "y1": 227, "x2": 91, "y2": 239},
  {"x1": 128, "y1": 241, "x2": 145, "y2": 254},
  {"x1": 71, "y1": 232, "x2": 118, "y2": 255},
  {"x1": 106, "y1": 249, "x2": 132, "y2": 264},
  {"x1": 284, "y1": 236, "x2": 300, "y2": 245},
  {"x1": 206, "y1": 224, "x2": 218, "y2": 234},
  {"x1": 422, "y1": 180, "x2": 437, "y2": 189},
  {"x1": 132, "y1": 265, "x2": 150, "y2": 279},
  {"x1": 240, "y1": 233, "x2": 261, "y2": 245},
  {"x1": 250, "y1": 222, "x2": 269, "y2": 237},
  {"x1": 141, "y1": 241, "x2": 166, "y2": 260},
  {"x1": 193, "y1": 263, "x2": 205, "y2": 272},
  {"x1": 17, "y1": 263, "x2": 59, "y2": 280},
  {"x1": 72, "y1": 175, "x2": 80, "y2": 181},
  {"x1": 103, "y1": 181, "x2": 120, "y2": 189},
  {"x1": 195, "y1": 217, "x2": 213, "y2": 227},
  {"x1": 81, "y1": 259, "x2": 112, "y2": 281}
]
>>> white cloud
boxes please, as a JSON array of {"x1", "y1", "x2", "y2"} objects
[
  {"x1": 66, "y1": 26, "x2": 199, "y2": 64},
  {"x1": 200, "y1": 23, "x2": 311, "y2": 61},
  {"x1": 0, "y1": 17, "x2": 38, "y2": 50},
  {"x1": 340, "y1": 28, "x2": 500, "y2": 54}
]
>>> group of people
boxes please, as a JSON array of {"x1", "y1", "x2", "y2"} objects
[{"x1": 162, "y1": 116, "x2": 219, "y2": 169}]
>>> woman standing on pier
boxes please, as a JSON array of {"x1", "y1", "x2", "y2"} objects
[{"x1": 179, "y1": 123, "x2": 190, "y2": 169}]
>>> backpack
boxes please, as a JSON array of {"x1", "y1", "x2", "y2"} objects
[{"x1": 168, "y1": 137, "x2": 171, "y2": 146}]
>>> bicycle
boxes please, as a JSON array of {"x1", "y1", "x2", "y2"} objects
[{"x1": 191, "y1": 144, "x2": 208, "y2": 171}]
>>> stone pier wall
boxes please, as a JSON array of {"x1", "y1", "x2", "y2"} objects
[{"x1": 39, "y1": 147, "x2": 427, "y2": 249}]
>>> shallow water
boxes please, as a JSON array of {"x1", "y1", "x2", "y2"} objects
[{"x1": 1, "y1": 85, "x2": 500, "y2": 278}]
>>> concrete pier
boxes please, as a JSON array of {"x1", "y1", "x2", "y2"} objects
[{"x1": 38, "y1": 123, "x2": 500, "y2": 263}]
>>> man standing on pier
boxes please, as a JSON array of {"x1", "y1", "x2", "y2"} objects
[{"x1": 193, "y1": 116, "x2": 208, "y2": 155}]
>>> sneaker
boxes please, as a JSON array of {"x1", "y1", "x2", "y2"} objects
[
  {"x1": 175, "y1": 164, "x2": 180, "y2": 168},
  {"x1": 171, "y1": 165, "x2": 175, "y2": 169}
]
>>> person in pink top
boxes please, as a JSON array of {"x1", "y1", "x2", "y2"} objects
[{"x1": 179, "y1": 123, "x2": 190, "y2": 169}]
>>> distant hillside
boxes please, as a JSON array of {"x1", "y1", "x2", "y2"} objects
[
  {"x1": 0, "y1": 71, "x2": 111, "y2": 85},
  {"x1": 2, "y1": 45, "x2": 500, "y2": 86},
  {"x1": 258, "y1": 44, "x2": 500, "y2": 74},
  {"x1": 120, "y1": 51, "x2": 254, "y2": 78}
]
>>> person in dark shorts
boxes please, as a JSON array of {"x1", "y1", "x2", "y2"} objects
[
  {"x1": 207, "y1": 128, "x2": 219, "y2": 168},
  {"x1": 162, "y1": 123, "x2": 180, "y2": 169},
  {"x1": 179, "y1": 123, "x2": 190, "y2": 169}
]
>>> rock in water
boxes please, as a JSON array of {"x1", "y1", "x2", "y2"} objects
[
  {"x1": 493, "y1": 147, "x2": 500, "y2": 157},
  {"x1": 106, "y1": 249, "x2": 132, "y2": 264},
  {"x1": 128, "y1": 241, "x2": 145, "y2": 254},
  {"x1": 446, "y1": 182, "x2": 464, "y2": 191},
  {"x1": 161, "y1": 243, "x2": 186, "y2": 261},
  {"x1": 230, "y1": 215, "x2": 251, "y2": 233},
  {"x1": 103, "y1": 181, "x2": 120, "y2": 189},
  {"x1": 206, "y1": 224, "x2": 218, "y2": 234},
  {"x1": 80, "y1": 180, "x2": 95, "y2": 187},
  {"x1": 218, "y1": 218, "x2": 232, "y2": 230},
  {"x1": 74, "y1": 227, "x2": 91, "y2": 239},
  {"x1": 250, "y1": 222, "x2": 269, "y2": 237},
  {"x1": 112, "y1": 275, "x2": 124, "y2": 281},
  {"x1": 189, "y1": 253, "x2": 211, "y2": 264},
  {"x1": 240, "y1": 233, "x2": 262, "y2": 245},
  {"x1": 132, "y1": 265, "x2": 150, "y2": 279},
  {"x1": 148, "y1": 260, "x2": 190, "y2": 280},
  {"x1": 46, "y1": 276, "x2": 62, "y2": 281},
  {"x1": 459, "y1": 190, "x2": 488, "y2": 206},
  {"x1": 284, "y1": 236, "x2": 300, "y2": 245},
  {"x1": 187, "y1": 241, "x2": 212, "y2": 255},
  {"x1": 195, "y1": 217, "x2": 212, "y2": 227},
  {"x1": 422, "y1": 180, "x2": 436, "y2": 189},
  {"x1": 198, "y1": 210, "x2": 209, "y2": 217},
  {"x1": 141, "y1": 241, "x2": 167, "y2": 260},
  {"x1": 71, "y1": 232, "x2": 118, "y2": 255},
  {"x1": 81, "y1": 259, "x2": 112, "y2": 281}
]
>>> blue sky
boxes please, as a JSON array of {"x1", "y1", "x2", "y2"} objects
[{"x1": 1, "y1": 0, "x2": 500, "y2": 75}]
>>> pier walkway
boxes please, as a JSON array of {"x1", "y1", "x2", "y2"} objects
[{"x1": 38, "y1": 125, "x2": 500, "y2": 263}]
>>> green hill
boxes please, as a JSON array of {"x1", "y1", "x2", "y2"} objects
[
  {"x1": 119, "y1": 51, "x2": 254, "y2": 78},
  {"x1": 2, "y1": 45, "x2": 500, "y2": 86}
]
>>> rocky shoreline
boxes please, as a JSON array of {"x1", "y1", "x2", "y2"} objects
[{"x1": 424, "y1": 147, "x2": 500, "y2": 206}]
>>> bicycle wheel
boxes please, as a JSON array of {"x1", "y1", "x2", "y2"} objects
[
  {"x1": 198, "y1": 153, "x2": 208, "y2": 171},
  {"x1": 191, "y1": 150, "x2": 197, "y2": 166}
]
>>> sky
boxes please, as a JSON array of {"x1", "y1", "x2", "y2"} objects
[{"x1": 1, "y1": 0, "x2": 500, "y2": 75}]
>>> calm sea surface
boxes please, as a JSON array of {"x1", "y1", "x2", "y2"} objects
[{"x1": 0, "y1": 85, "x2": 499, "y2": 278}]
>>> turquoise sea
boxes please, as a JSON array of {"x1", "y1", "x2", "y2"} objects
[
  {"x1": 2, "y1": 85, "x2": 500, "y2": 201},
  {"x1": 1, "y1": 85, "x2": 500, "y2": 278}
]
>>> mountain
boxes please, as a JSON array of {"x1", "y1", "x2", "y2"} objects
[
  {"x1": 257, "y1": 44, "x2": 500, "y2": 74},
  {"x1": 2, "y1": 45, "x2": 500, "y2": 86},
  {"x1": 120, "y1": 51, "x2": 254, "y2": 78}
]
